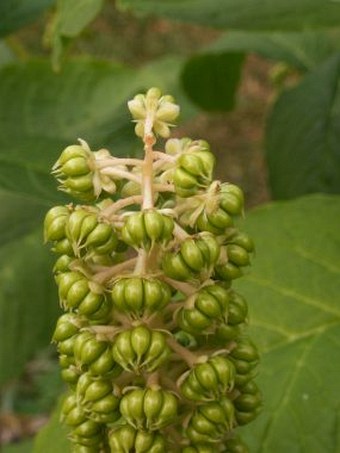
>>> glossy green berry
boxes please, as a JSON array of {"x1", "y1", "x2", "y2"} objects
[
  {"x1": 185, "y1": 398, "x2": 235, "y2": 444},
  {"x1": 52, "y1": 313, "x2": 81, "y2": 356},
  {"x1": 219, "y1": 183, "x2": 244, "y2": 216},
  {"x1": 108, "y1": 425, "x2": 166, "y2": 452},
  {"x1": 66, "y1": 208, "x2": 118, "y2": 257},
  {"x1": 111, "y1": 277, "x2": 171, "y2": 317},
  {"x1": 226, "y1": 231, "x2": 254, "y2": 253},
  {"x1": 180, "y1": 356, "x2": 235, "y2": 402},
  {"x1": 228, "y1": 291, "x2": 248, "y2": 326},
  {"x1": 112, "y1": 326, "x2": 170, "y2": 373},
  {"x1": 234, "y1": 381, "x2": 262, "y2": 421},
  {"x1": 196, "y1": 208, "x2": 233, "y2": 235},
  {"x1": 162, "y1": 233, "x2": 220, "y2": 281},
  {"x1": 61, "y1": 393, "x2": 104, "y2": 446},
  {"x1": 76, "y1": 373, "x2": 120, "y2": 423},
  {"x1": 120, "y1": 387, "x2": 177, "y2": 430},
  {"x1": 178, "y1": 284, "x2": 229, "y2": 335},
  {"x1": 230, "y1": 338, "x2": 259, "y2": 364},
  {"x1": 52, "y1": 145, "x2": 97, "y2": 201},
  {"x1": 58, "y1": 272, "x2": 112, "y2": 321},
  {"x1": 44, "y1": 205, "x2": 72, "y2": 242},
  {"x1": 73, "y1": 331, "x2": 121, "y2": 377},
  {"x1": 121, "y1": 210, "x2": 174, "y2": 249}
]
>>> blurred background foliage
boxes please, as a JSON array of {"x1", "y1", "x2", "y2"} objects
[{"x1": 0, "y1": 1, "x2": 340, "y2": 452}]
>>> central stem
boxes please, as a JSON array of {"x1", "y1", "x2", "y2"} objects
[{"x1": 142, "y1": 112, "x2": 156, "y2": 210}]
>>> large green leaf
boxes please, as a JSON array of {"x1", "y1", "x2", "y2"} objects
[
  {"x1": 0, "y1": 57, "x2": 193, "y2": 385},
  {"x1": 181, "y1": 52, "x2": 244, "y2": 111},
  {"x1": 207, "y1": 30, "x2": 340, "y2": 71},
  {"x1": 0, "y1": 0, "x2": 54, "y2": 38},
  {"x1": 45, "y1": 0, "x2": 104, "y2": 70},
  {"x1": 0, "y1": 58, "x2": 191, "y2": 204},
  {"x1": 266, "y1": 53, "x2": 340, "y2": 199},
  {"x1": 236, "y1": 194, "x2": 340, "y2": 452},
  {"x1": 0, "y1": 219, "x2": 59, "y2": 385},
  {"x1": 117, "y1": 0, "x2": 340, "y2": 31}
]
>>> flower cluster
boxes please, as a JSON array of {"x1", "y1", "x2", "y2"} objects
[{"x1": 44, "y1": 88, "x2": 261, "y2": 452}]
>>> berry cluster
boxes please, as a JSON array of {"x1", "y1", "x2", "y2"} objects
[{"x1": 44, "y1": 88, "x2": 261, "y2": 452}]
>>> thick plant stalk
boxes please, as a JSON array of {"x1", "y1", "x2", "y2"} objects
[{"x1": 44, "y1": 87, "x2": 261, "y2": 453}]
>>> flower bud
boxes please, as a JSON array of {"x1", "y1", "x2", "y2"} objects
[{"x1": 128, "y1": 88, "x2": 179, "y2": 138}]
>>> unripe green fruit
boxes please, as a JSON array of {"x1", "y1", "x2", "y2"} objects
[
  {"x1": 180, "y1": 356, "x2": 235, "y2": 402},
  {"x1": 109, "y1": 425, "x2": 166, "y2": 452},
  {"x1": 186, "y1": 398, "x2": 235, "y2": 444},
  {"x1": 66, "y1": 208, "x2": 118, "y2": 256},
  {"x1": 76, "y1": 373, "x2": 120, "y2": 423},
  {"x1": 52, "y1": 145, "x2": 97, "y2": 201},
  {"x1": 226, "y1": 231, "x2": 254, "y2": 253},
  {"x1": 219, "y1": 183, "x2": 244, "y2": 216},
  {"x1": 44, "y1": 205, "x2": 71, "y2": 242},
  {"x1": 196, "y1": 208, "x2": 233, "y2": 235},
  {"x1": 178, "y1": 284, "x2": 229, "y2": 335},
  {"x1": 230, "y1": 338, "x2": 259, "y2": 363},
  {"x1": 214, "y1": 261, "x2": 243, "y2": 282},
  {"x1": 162, "y1": 233, "x2": 220, "y2": 281},
  {"x1": 61, "y1": 394, "x2": 104, "y2": 445},
  {"x1": 58, "y1": 272, "x2": 112, "y2": 321},
  {"x1": 52, "y1": 237, "x2": 74, "y2": 256},
  {"x1": 228, "y1": 292, "x2": 248, "y2": 326},
  {"x1": 112, "y1": 326, "x2": 170, "y2": 373},
  {"x1": 52, "y1": 313, "x2": 81, "y2": 356},
  {"x1": 120, "y1": 387, "x2": 178, "y2": 430},
  {"x1": 53, "y1": 254, "x2": 74, "y2": 278},
  {"x1": 121, "y1": 210, "x2": 174, "y2": 249},
  {"x1": 73, "y1": 331, "x2": 122, "y2": 377},
  {"x1": 111, "y1": 277, "x2": 171, "y2": 316}
]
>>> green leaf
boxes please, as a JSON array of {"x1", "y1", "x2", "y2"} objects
[
  {"x1": 46, "y1": 0, "x2": 104, "y2": 70},
  {"x1": 0, "y1": 58, "x2": 187, "y2": 203},
  {"x1": 181, "y1": 52, "x2": 244, "y2": 112},
  {"x1": 207, "y1": 30, "x2": 340, "y2": 71},
  {"x1": 237, "y1": 194, "x2": 340, "y2": 452},
  {"x1": 0, "y1": 57, "x2": 193, "y2": 384},
  {"x1": 266, "y1": 53, "x2": 340, "y2": 199},
  {"x1": 34, "y1": 397, "x2": 71, "y2": 453},
  {"x1": 0, "y1": 193, "x2": 60, "y2": 385},
  {"x1": 0, "y1": 0, "x2": 54, "y2": 38},
  {"x1": 117, "y1": 0, "x2": 340, "y2": 31}
]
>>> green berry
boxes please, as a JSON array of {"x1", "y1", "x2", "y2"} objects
[
  {"x1": 112, "y1": 326, "x2": 170, "y2": 373},
  {"x1": 120, "y1": 387, "x2": 177, "y2": 430}
]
